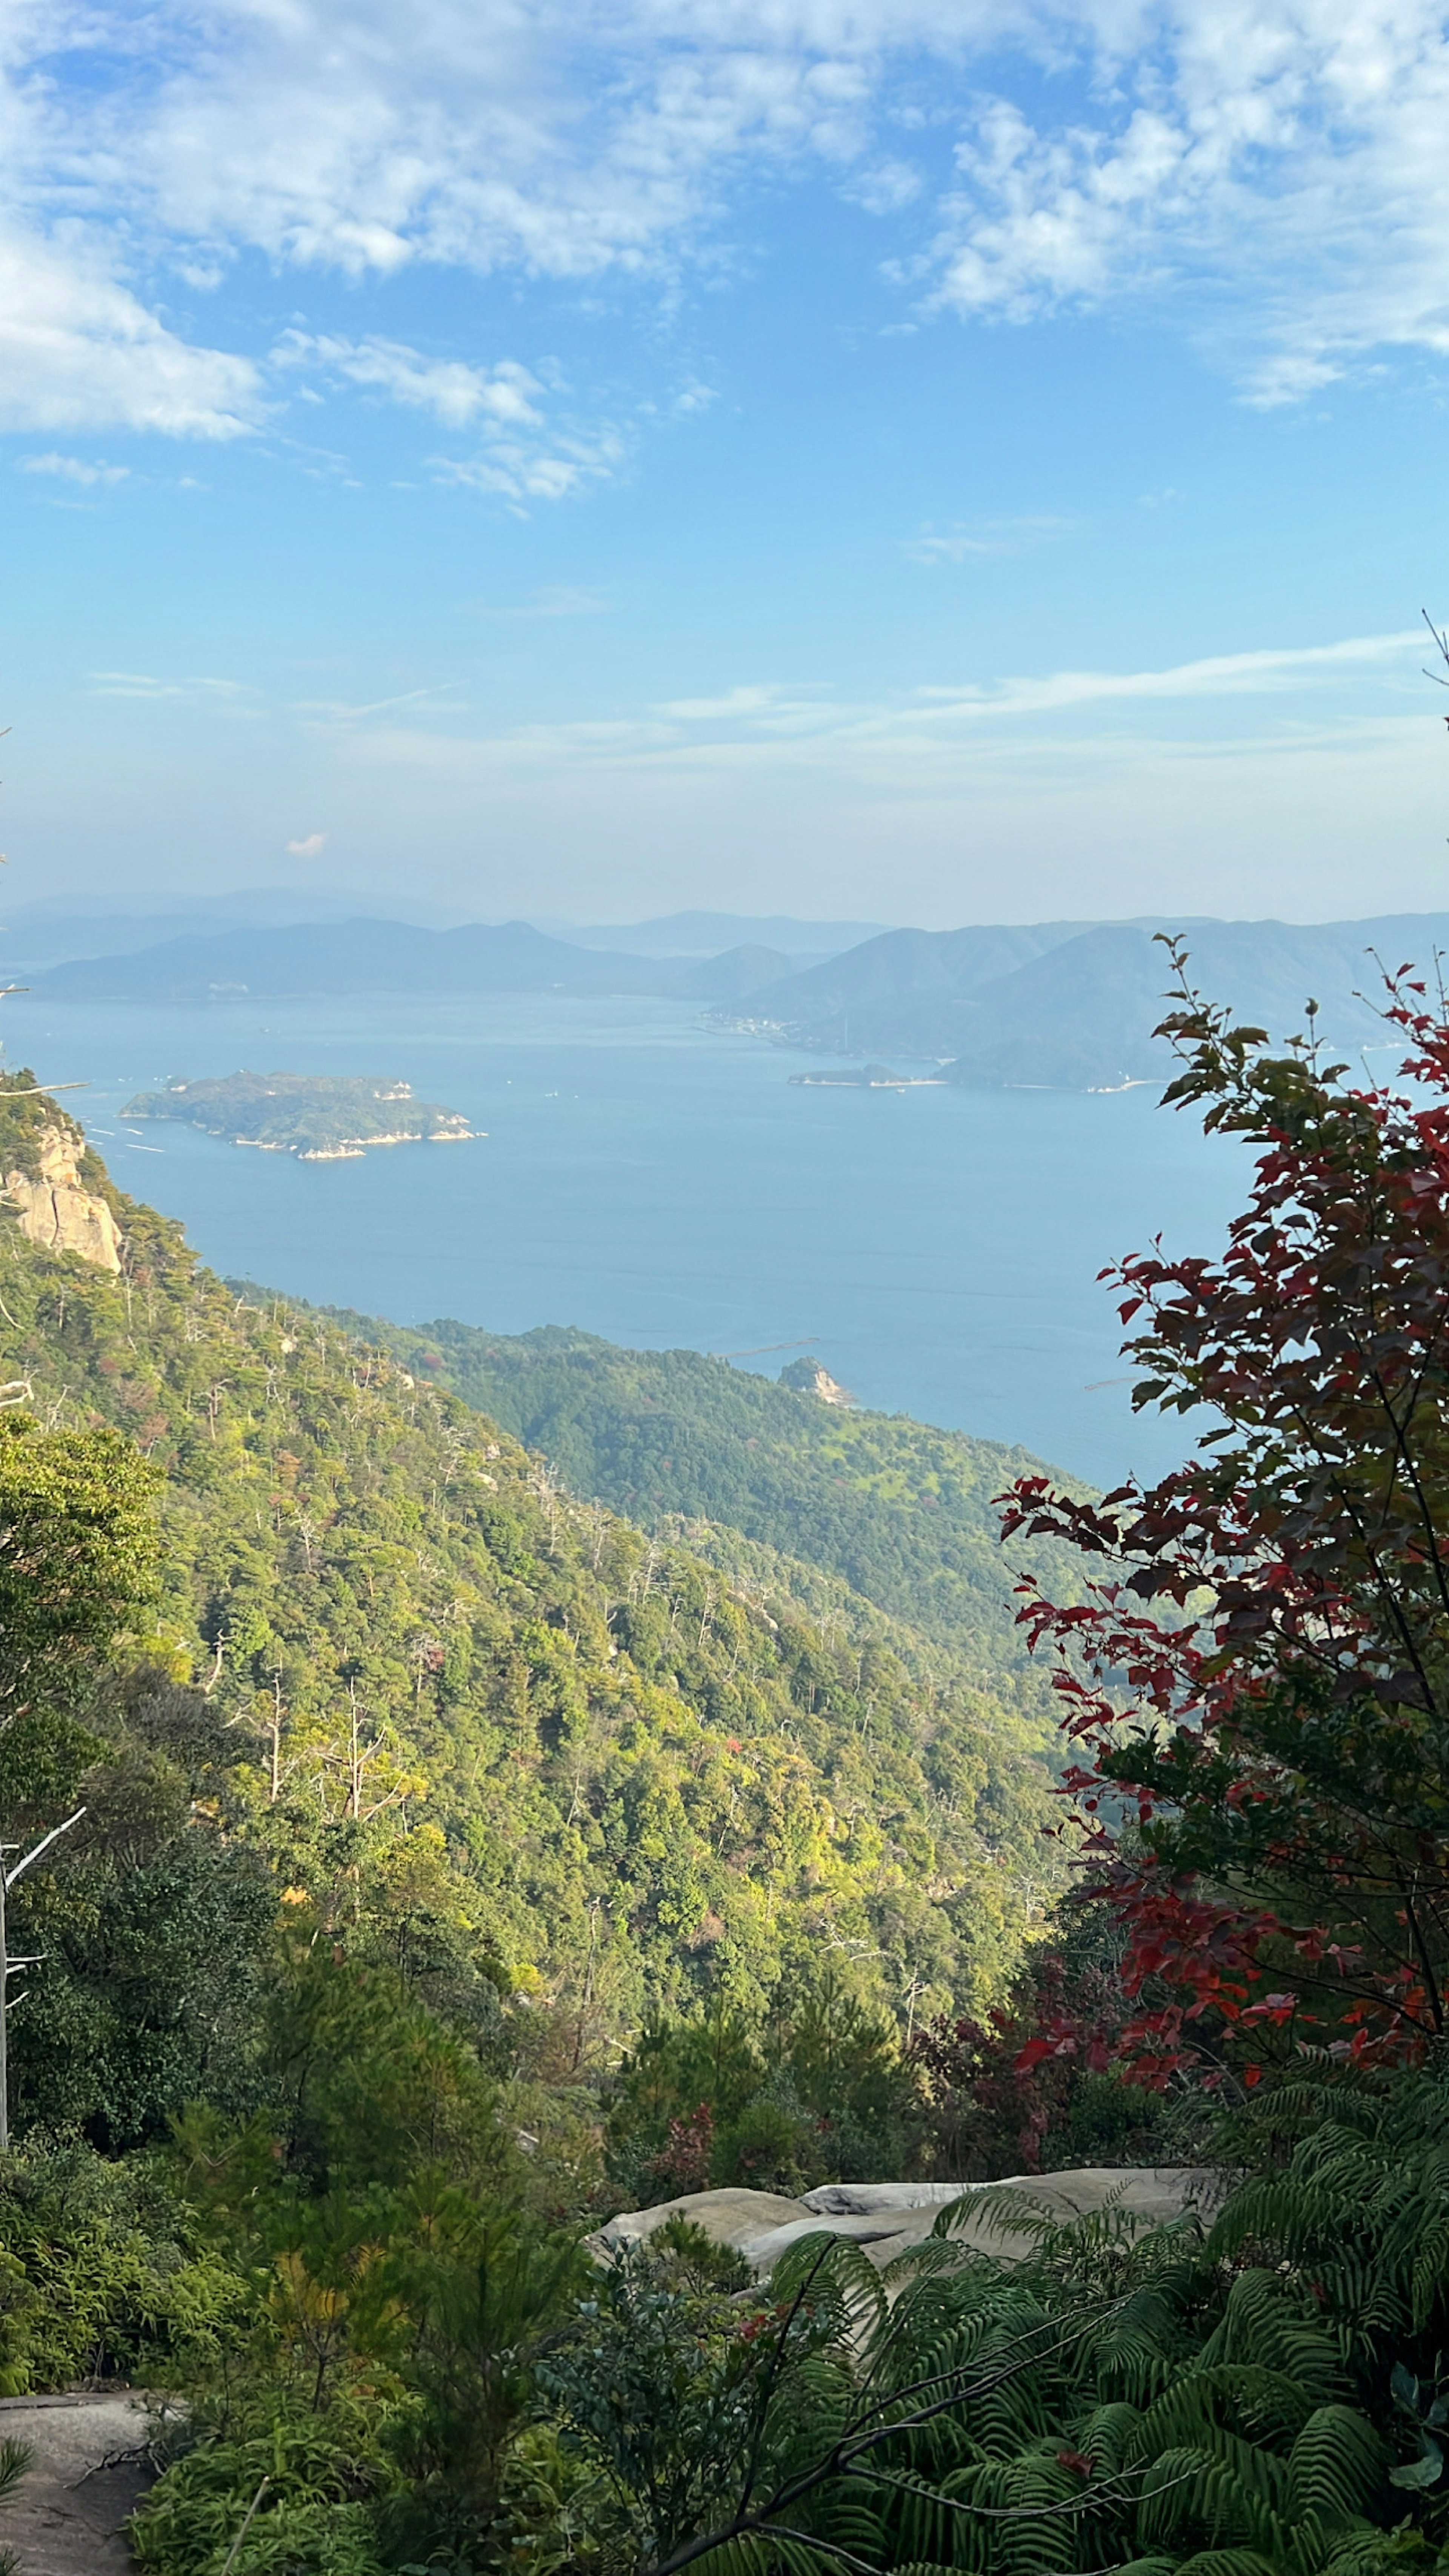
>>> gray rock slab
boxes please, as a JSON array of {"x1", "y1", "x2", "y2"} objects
[
  {"x1": 592, "y1": 2168, "x2": 1220, "y2": 2280},
  {"x1": 588, "y1": 2186, "x2": 810, "y2": 2268},
  {"x1": 862, "y1": 2167, "x2": 1221, "y2": 2272},
  {"x1": 800, "y1": 2183, "x2": 971, "y2": 2217}
]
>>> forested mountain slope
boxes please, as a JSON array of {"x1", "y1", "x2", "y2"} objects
[
  {"x1": 306, "y1": 1314, "x2": 1084, "y2": 1684},
  {"x1": 721, "y1": 910, "x2": 1449, "y2": 1087},
  {"x1": 0, "y1": 1076, "x2": 1058, "y2": 2042}
]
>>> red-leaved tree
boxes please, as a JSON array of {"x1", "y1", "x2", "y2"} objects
[{"x1": 1001, "y1": 942, "x2": 1449, "y2": 2087}]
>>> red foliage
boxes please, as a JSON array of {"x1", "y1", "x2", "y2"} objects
[
  {"x1": 646, "y1": 2101, "x2": 714, "y2": 2199},
  {"x1": 998, "y1": 948, "x2": 1449, "y2": 2084},
  {"x1": 910, "y1": 1949, "x2": 1155, "y2": 2174}
]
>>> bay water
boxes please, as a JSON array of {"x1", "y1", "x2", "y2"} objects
[{"x1": 5, "y1": 989, "x2": 1248, "y2": 1487}]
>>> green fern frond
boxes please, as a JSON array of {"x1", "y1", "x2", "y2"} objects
[
  {"x1": 1134, "y1": 2438, "x2": 1283, "y2": 2555},
  {"x1": 771, "y1": 2228, "x2": 889, "y2": 2351},
  {"x1": 1198, "y1": 2273, "x2": 1344, "y2": 2404},
  {"x1": 1169, "y1": 2548, "x2": 1280, "y2": 2576},
  {"x1": 1287, "y1": 2408, "x2": 1386, "y2": 2526},
  {"x1": 1077, "y1": 2400, "x2": 1148, "y2": 2473},
  {"x1": 1086, "y1": 2289, "x2": 1183, "y2": 2408}
]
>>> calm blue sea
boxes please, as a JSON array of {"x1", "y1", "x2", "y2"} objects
[{"x1": 4, "y1": 990, "x2": 1249, "y2": 1487}]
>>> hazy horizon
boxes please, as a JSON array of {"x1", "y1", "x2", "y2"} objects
[{"x1": 12, "y1": 889, "x2": 1449, "y2": 945}]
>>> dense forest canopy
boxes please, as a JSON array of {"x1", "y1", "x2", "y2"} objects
[
  {"x1": 0, "y1": 1073, "x2": 1060, "y2": 2071},
  {"x1": 305, "y1": 1312, "x2": 1084, "y2": 1689}
]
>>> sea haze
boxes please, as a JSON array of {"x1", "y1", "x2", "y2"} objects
[{"x1": 5, "y1": 989, "x2": 1249, "y2": 1487}]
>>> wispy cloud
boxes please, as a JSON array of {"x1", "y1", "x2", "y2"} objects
[
  {"x1": 267, "y1": 331, "x2": 628, "y2": 499},
  {"x1": 909, "y1": 631, "x2": 1423, "y2": 722},
  {"x1": 272, "y1": 332, "x2": 543, "y2": 429},
  {"x1": 294, "y1": 683, "x2": 469, "y2": 725},
  {"x1": 848, "y1": 159, "x2": 924, "y2": 215},
  {"x1": 19, "y1": 453, "x2": 129, "y2": 486},
  {"x1": 919, "y1": 8, "x2": 1449, "y2": 394},
  {"x1": 303, "y1": 630, "x2": 1423, "y2": 794},
  {"x1": 286, "y1": 831, "x2": 327, "y2": 856},
  {"x1": 906, "y1": 516, "x2": 1068, "y2": 564},
  {"x1": 658, "y1": 684, "x2": 802, "y2": 721},
  {"x1": 88, "y1": 672, "x2": 258, "y2": 703},
  {"x1": 521, "y1": 587, "x2": 608, "y2": 617},
  {"x1": 429, "y1": 420, "x2": 627, "y2": 505}
]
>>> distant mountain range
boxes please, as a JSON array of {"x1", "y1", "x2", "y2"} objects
[
  {"x1": 26, "y1": 904, "x2": 1449, "y2": 1092},
  {"x1": 10, "y1": 895, "x2": 882, "y2": 973},
  {"x1": 542, "y1": 909, "x2": 890, "y2": 957},
  {"x1": 30, "y1": 917, "x2": 806, "y2": 1005},
  {"x1": 3, "y1": 883, "x2": 472, "y2": 967},
  {"x1": 715, "y1": 914, "x2": 1449, "y2": 1089}
]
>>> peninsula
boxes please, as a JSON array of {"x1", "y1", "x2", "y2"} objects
[
  {"x1": 122, "y1": 1070, "x2": 476, "y2": 1160},
  {"x1": 788, "y1": 1062, "x2": 943, "y2": 1089}
]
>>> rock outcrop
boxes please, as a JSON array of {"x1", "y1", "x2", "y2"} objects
[
  {"x1": 4, "y1": 1123, "x2": 122, "y2": 1273},
  {"x1": 590, "y1": 2168, "x2": 1218, "y2": 2277},
  {"x1": 778, "y1": 1355, "x2": 854, "y2": 1407}
]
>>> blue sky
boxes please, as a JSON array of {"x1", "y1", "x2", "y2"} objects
[{"x1": 2, "y1": 0, "x2": 1448, "y2": 926}]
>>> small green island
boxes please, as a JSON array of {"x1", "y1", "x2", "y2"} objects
[{"x1": 122, "y1": 1070, "x2": 477, "y2": 1161}]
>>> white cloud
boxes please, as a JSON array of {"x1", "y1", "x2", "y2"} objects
[
  {"x1": 658, "y1": 684, "x2": 797, "y2": 720},
  {"x1": 430, "y1": 422, "x2": 627, "y2": 505},
  {"x1": 18, "y1": 451, "x2": 129, "y2": 485},
  {"x1": 273, "y1": 332, "x2": 543, "y2": 428},
  {"x1": 650, "y1": 637, "x2": 1420, "y2": 748},
  {"x1": 5, "y1": 0, "x2": 1449, "y2": 431},
  {"x1": 0, "y1": 225, "x2": 258, "y2": 436},
  {"x1": 286, "y1": 831, "x2": 327, "y2": 856},
  {"x1": 523, "y1": 587, "x2": 608, "y2": 616},
  {"x1": 268, "y1": 328, "x2": 624, "y2": 497},
  {"x1": 920, "y1": 0, "x2": 1449, "y2": 389},
  {"x1": 849, "y1": 159, "x2": 924, "y2": 214}
]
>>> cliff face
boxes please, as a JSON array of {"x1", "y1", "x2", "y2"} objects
[{"x1": 3, "y1": 1118, "x2": 123, "y2": 1273}]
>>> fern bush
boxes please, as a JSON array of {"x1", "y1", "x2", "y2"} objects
[
  {"x1": 1211, "y1": 2067, "x2": 1449, "y2": 2372},
  {"x1": 538, "y1": 2183, "x2": 1418, "y2": 2576}
]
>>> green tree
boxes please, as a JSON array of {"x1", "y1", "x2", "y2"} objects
[{"x1": 0, "y1": 1412, "x2": 159, "y2": 1806}]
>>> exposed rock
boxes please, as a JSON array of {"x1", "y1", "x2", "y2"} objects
[
  {"x1": 0, "y1": 2390, "x2": 176, "y2": 2575},
  {"x1": 4, "y1": 1126, "x2": 122, "y2": 1273},
  {"x1": 590, "y1": 2168, "x2": 1220, "y2": 2280},
  {"x1": 589, "y1": 2187, "x2": 813, "y2": 2271},
  {"x1": 800, "y1": 2182, "x2": 969, "y2": 2217},
  {"x1": 778, "y1": 1355, "x2": 854, "y2": 1407}
]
